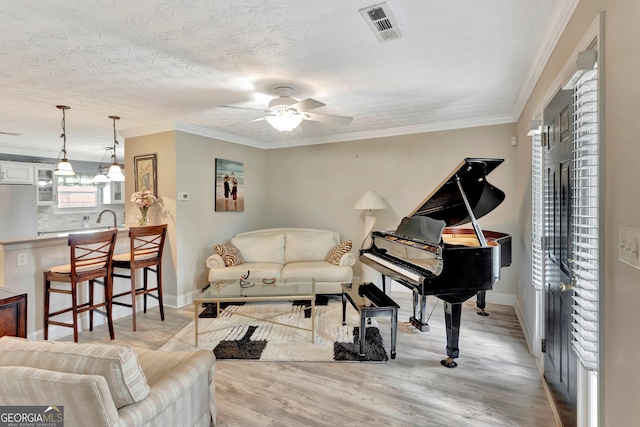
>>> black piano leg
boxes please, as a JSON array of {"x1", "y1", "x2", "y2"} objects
[
  {"x1": 441, "y1": 301, "x2": 461, "y2": 368},
  {"x1": 476, "y1": 291, "x2": 490, "y2": 316},
  {"x1": 409, "y1": 291, "x2": 430, "y2": 332}
]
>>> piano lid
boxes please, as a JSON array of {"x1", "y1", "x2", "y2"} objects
[{"x1": 409, "y1": 158, "x2": 505, "y2": 227}]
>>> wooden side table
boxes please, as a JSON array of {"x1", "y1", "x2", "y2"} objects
[{"x1": 0, "y1": 288, "x2": 27, "y2": 338}]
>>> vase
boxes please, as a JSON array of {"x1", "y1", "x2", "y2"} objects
[{"x1": 138, "y1": 207, "x2": 149, "y2": 226}]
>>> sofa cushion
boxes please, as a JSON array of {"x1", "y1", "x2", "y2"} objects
[
  {"x1": 232, "y1": 233, "x2": 285, "y2": 264},
  {"x1": 0, "y1": 336, "x2": 150, "y2": 409},
  {"x1": 285, "y1": 231, "x2": 338, "y2": 263},
  {"x1": 0, "y1": 366, "x2": 119, "y2": 427},
  {"x1": 214, "y1": 242, "x2": 245, "y2": 266},
  {"x1": 208, "y1": 262, "x2": 283, "y2": 282},
  {"x1": 282, "y1": 261, "x2": 353, "y2": 283},
  {"x1": 326, "y1": 240, "x2": 353, "y2": 265}
]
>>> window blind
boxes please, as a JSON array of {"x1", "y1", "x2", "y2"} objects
[
  {"x1": 570, "y1": 66, "x2": 599, "y2": 371},
  {"x1": 531, "y1": 133, "x2": 544, "y2": 290}
]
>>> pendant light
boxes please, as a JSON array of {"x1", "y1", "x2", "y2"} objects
[
  {"x1": 93, "y1": 147, "x2": 112, "y2": 183},
  {"x1": 106, "y1": 115, "x2": 125, "y2": 181},
  {"x1": 54, "y1": 105, "x2": 75, "y2": 176}
]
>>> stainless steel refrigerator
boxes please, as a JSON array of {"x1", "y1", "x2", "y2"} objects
[{"x1": 0, "y1": 184, "x2": 38, "y2": 240}]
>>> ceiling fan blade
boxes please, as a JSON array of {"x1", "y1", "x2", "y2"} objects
[
  {"x1": 288, "y1": 98, "x2": 325, "y2": 112},
  {"x1": 219, "y1": 105, "x2": 268, "y2": 112},
  {"x1": 303, "y1": 111, "x2": 353, "y2": 126}
]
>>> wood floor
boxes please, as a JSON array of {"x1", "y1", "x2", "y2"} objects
[{"x1": 61, "y1": 291, "x2": 558, "y2": 427}]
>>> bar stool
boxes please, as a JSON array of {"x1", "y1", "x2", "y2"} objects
[
  {"x1": 112, "y1": 224, "x2": 167, "y2": 331},
  {"x1": 44, "y1": 229, "x2": 118, "y2": 342}
]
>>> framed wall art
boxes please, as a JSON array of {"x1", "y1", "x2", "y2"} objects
[
  {"x1": 134, "y1": 153, "x2": 158, "y2": 197},
  {"x1": 215, "y1": 158, "x2": 244, "y2": 212}
]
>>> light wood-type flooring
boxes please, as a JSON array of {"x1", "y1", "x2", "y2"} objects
[{"x1": 61, "y1": 290, "x2": 558, "y2": 427}]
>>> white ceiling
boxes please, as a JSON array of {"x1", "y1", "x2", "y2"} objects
[{"x1": 0, "y1": 0, "x2": 563, "y2": 162}]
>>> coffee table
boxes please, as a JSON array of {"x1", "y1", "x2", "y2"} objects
[
  {"x1": 342, "y1": 282, "x2": 399, "y2": 360},
  {"x1": 193, "y1": 277, "x2": 315, "y2": 346}
]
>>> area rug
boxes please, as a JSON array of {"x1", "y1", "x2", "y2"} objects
[{"x1": 158, "y1": 296, "x2": 389, "y2": 362}]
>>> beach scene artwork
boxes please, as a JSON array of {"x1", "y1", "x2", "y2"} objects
[{"x1": 215, "y1": 158, "x2": 244, "y2": 212}]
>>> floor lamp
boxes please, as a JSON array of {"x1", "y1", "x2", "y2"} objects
[{"x1": 353, "y1": 190, "x2": 390, "y2": 249}]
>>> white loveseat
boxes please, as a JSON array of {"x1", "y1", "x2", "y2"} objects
[
  {"x1": 206, "y1": 228, "x2": 356, "y2": 294},
  {"x1": 0, "y1": 336, "x2": 217, "y2": 427}
]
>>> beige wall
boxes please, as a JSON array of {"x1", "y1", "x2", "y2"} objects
[
  {"x1": 174, "y1": 131, "x2": 269, "y2": 303},
  {"x1": 265, "y1": 124, "x2": 520, "y2": 300},
  {"x1": 514, "y1": 0, "x2": 640, "y2": 423},
  {"x1": 601, "y1": 0, "x2": 640, "y2": 424},
  {"x1": 124, "y1": 131, "x2": 269, "y2": 306}
]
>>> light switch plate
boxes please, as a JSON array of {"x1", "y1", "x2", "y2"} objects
[
  {"x1": 179, "y1": 192, "x2": 189, "y2": 201},
  {"x1": 619, "y1": 226, "x2": 640, "y2": 269}
]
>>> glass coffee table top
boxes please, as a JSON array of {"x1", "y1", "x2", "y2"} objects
[{"x1": 195, "y1": 277, "x2": 315, "y2": 301}]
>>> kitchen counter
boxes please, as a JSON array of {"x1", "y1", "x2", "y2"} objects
[
  {"x1": 0, "y1": 226, "x2": 134, "y2": 340},
  {"x1": 1, "y1": 226, "x2": 129, "y2": 245}
]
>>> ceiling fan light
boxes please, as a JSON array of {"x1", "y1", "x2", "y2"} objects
[
  {"x1": 54, "y1": 159, "x2": 75, "y2": 176},
  {"x1": 107, "y1": 164, "x2": 125, "y2": 181},
  {"x1": 266, "y1": 111, "x2": 303, "y2": 132}
]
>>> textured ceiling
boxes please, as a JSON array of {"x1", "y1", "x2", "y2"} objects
[{"x1": 0, "y1": 0, "x2": 559, "y2": 161}]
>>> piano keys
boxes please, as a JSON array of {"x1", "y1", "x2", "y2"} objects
[{"x1": 360, "y1": 158, "x2": 512, "y2": 368}]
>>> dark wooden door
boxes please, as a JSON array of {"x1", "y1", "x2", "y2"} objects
[{"x1": 543, "y1": 88, "x2": 577, "y2": 426}]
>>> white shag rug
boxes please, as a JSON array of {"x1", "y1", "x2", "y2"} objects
[{"x1": 158, "y1": 298, "x2": 388, "y2": 362}]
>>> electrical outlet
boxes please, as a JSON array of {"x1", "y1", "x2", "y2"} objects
[
  {"x1": 619, "y1": 226, "x2": 640, "y2": 269},
  {"x1": 16, "y1": 253, "x2": 28, "y2": 266}
]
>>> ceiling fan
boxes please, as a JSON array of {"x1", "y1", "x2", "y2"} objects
[{"x1": 219, "y1": 86, "x2": 353, "y2": 133}]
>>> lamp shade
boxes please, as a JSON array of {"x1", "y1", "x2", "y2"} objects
[
  {"x1": 93, "y1": 173, "x2": 110, "y2": 183},
  {"x1": 353, "y1": 190, "x2": 390, "y2": 210},
  {"x1": 107, "y1": 164, "x2": 125, "y2": 181},
  {"x1": 54, "y1": 159, "x2": 75, "y2": 176}
]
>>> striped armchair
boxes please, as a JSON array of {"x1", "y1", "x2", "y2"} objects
[{"x1": 0, "y1": 337, "x2": 216, "y2": 427}]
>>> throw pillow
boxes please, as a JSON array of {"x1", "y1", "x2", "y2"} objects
[
  {"x1": 214, "y1": 242, "x2": 245, "y2": 267},
  {"x1": 326, "y1": 240, "x2": 352, "y2": 265}
]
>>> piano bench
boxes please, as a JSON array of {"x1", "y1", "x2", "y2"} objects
[{"x1": 341, "y1": 283, "x2": 400, "y2": 360}]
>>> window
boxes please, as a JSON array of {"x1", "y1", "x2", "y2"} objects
[
  {"x1": 570, "y1": 64, "x2": 599, "y2": 371},
  {"x1": 531, "y1": 132, "x2": 543, "y2": 290},
  {"x1": 56, "y1": 175, "x2": 98, "y2": 209}
]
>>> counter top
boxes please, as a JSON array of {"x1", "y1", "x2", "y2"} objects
[{"x1": 1, "y1": 227, "x2": 129, "y2": 246}]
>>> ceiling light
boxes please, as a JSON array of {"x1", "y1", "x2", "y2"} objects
[
  {"x1": 93, "y1": 147, "x2": 112, "y2": 183},
  {"x1": 54, "y1": 105, "x2": 75, "y2": 176},
  {"x1": 106, "y1": 116, "x2": 125, "y2": 181},
  {"x1": 265, "y1": 109, "x2": 304, "y2": 133}
]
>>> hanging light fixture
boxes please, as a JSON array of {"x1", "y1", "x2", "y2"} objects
[
  {"x1": 54, "y1": 105, "x2": 75, "y2": 176},
  {"x1": 106, "y1": 115, "x2": 125, "y2": 181},
  {"x1": 93, "y1": 147, "x2": 112, "y2": 183},
  {"x1": 265, "y1": 108, "x2": 304, "y2": 133}
]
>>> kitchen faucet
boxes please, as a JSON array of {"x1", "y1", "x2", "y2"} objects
[{"x1": 97, "y1": 209, "x2": 117, "y2": 230}]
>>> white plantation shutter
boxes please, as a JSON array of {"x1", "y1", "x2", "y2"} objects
[
  {"x1": 570, "y1": 65, "x2": 599, "y2": 370},
  {"x1": 531, "y1": 133, "x2": 544, "y2": 290}
]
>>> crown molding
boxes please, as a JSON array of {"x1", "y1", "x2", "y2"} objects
[
  {"x1": 511, "y1": 0, "x2": 581, "y2": 121},
  {"x1": 275, "y1": 115, "x2": 516, "y2": 148},
  {"x1": 120, "y1": 115, "x2": 516, "y2": 150}
]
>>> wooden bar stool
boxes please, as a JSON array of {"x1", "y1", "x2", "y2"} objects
[
  {"x1": 44, "y1": 229, "x2": 118, "y2": 342},
  {"x1": 112, "y1": 224, "x2": 167, "y2": 331}
]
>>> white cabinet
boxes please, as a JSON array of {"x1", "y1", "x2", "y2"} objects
[
  {"x1": 102, "y1": 181, "x2": 125, "y2": 204},
  {"x1": 0, "y1": 162, "x2": 33, "y2": 184},
  {"x1": 34, "y1": 165, "x2": 57, "y2": 205}
]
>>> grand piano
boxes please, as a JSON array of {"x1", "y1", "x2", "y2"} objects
[{"x1": 360, "y1": 158, "x2": 511, "y2": 368}]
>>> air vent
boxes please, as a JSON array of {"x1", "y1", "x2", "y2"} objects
[{"x1": 359, "y1": 3, "x2": 402, "y2": 43}]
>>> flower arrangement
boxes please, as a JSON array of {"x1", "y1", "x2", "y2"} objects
[{"x1": 131, "y1": 190, "x2": 157, "y2": 226}]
